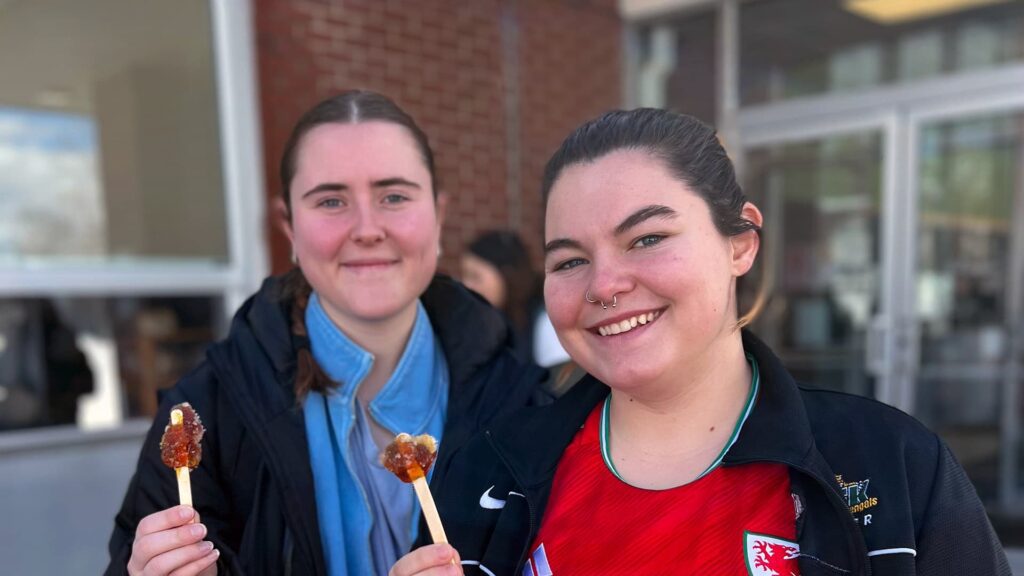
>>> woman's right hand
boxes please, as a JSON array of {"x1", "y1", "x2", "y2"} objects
[
  {"x1": 389, "y1": 544, "x2": 463, "y2": 576},
  {"x1": 126, "y1": 505, "x2": 219, "y2": 576}
]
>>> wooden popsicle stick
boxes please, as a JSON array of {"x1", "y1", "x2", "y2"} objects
[
  {"x1": 176, "y1": 467, "x2": 193, "y2": 507},
  {"x1": 170, "y1": 409, "x2": 194, "y2": 510},
  {"x1": 411, "y1": 476, "x2": 448, "y2": 544}
]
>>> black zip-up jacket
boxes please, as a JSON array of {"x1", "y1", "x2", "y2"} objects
[
  {"x1": 105, "y1": 274, "x2": 547, "y2": 575},
  {"x1": 419, "y1": 332, "x2": 1010, "y2": 575}
]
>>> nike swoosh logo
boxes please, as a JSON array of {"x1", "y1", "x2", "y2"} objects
[{"x1": 479, "y1": 485, "x2": 524, "y2": 510}]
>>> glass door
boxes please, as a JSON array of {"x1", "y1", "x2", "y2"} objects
[
  {"x1": 908, "y1": 108, "x2": 1024, "y2": 536},
  {"x1": 744, "y1": 127, "x2": 890, "y2": 399}
]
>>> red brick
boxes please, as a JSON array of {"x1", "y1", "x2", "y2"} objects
[{"x1": 254, "y1": 0, "x2": 621, "y2": 274}]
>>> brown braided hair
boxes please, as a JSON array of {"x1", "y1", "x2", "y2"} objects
[{"x1": 278, "y1": 91, "x2": 440, "y2": 400}]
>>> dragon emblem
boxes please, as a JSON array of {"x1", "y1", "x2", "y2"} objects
[{"x1": 745, "y1": 532, "x2": 800, "y2": 576}]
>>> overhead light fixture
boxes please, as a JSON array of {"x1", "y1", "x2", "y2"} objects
[{"x1": 844, "y1": 0, "x2": 1012, "y2": 25}]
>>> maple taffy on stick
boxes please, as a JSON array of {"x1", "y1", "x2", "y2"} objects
[
  {"x1": 381, "y1": 433, "x2": 448, "y2": 545},
  {"x1": 159, "y1": 402, "x2": 205, "y2": 508}
]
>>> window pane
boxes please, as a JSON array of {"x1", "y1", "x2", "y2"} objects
[
  {"x1": 912, "y1": 112, "x2": 1024, "y2": 531},
  {"x1": 634, "y1": 11, "x2": 718, "y2": 126},
  {"x1": 741, "y1": 0, "x2": 1024, "y2": 105},
  {"x1": 743, "y1": 132, "x2": 884, "y2": 399},
  {"x1": 0, "y1": 296, "x2": 222, "y2": 431},
  {"x1": 0, "y1": 0, "x2": 226, "y2": 266}
]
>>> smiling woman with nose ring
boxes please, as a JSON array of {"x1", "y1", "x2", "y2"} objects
[
  {"x1": 106, "y1": 91, "x2": 548, "y2": 576},
  {"x1": 390, "y1": 108, "x2": 1009, "y2": 576}
]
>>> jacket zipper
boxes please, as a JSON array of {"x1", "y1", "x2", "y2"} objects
[
  {"x1": 484, "y1": 430, "x2": 539, "y2": 570},
  {"x1": 729, "y1": 457, "x2": 871, "y2": 575}
]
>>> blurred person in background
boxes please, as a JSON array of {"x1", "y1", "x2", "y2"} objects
[
  {"x1": 0, "y1": 299, "x2": 93, "y2": 429},
  {"x1": 106, "y1": 90, "x2": 546, "y2": 576},
  {"x1": 391, "y1": 108, "x2": 1009, "y2": 576},
  {"x1": 460, "y1": 230, "x2": 569, "y2": 371}
]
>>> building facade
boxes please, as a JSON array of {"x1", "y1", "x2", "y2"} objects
[
  {"x1": 623, "y1": 0, "x2": 1024, "y2": 546},
  {"x1": 2, "y1": 0, "x2": 1024, "y2": 572},
  {"x1": 0, "y1": 1, "x2": 621, "y2": 573}
]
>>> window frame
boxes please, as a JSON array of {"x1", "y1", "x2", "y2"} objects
[{"x1": 0, "y1": 0, "x2": 268, "y2": 315}]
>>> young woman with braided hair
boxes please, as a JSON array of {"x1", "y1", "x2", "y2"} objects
[{"x1": 106, "y1": 91, "x2": 546, "y2": 576}]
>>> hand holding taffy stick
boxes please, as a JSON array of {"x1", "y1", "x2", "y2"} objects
[
  {"x1": 159, "y1": 402, "x2": 205, "y2": 509},
  {"x1": 381, "y1": 433, "x2": 448, "y2": 545}
]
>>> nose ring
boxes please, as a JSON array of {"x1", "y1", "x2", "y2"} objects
[{"x1": 585, "y1": 290, "x2": 617, "y2": 310}]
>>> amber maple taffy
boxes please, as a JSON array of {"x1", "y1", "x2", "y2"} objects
[
  {"x1": 159, "y1": 403, "x2": 205, "y2": 510},
  {"x1": 381, "y1": 433, "x2": 449, "y2": 546}
]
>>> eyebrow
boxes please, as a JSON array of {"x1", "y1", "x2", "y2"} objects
[
  {"x1": 544, "y1": 237, "x2": 584, "y2": 255},
  {"x1": 544, "y1": 204, "x2": 678, "y2": 255},
  {"x1": 301, "y1": 177, "x2": 421, "y2": 199},
  {"x1": 614, "y1": 204, "x2": 678, "y2": 235}
]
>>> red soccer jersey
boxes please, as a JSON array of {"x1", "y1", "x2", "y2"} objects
[{"x1": 526, "y1": 404, "x2": 800, "y2": 576}]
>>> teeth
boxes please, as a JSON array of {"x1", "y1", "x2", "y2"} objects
[{"x1": 596, "y1": 311, "x2": 660, "y2": 336}]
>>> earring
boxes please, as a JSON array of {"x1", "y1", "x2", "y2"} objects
[{"x1": 290, "y1": 249, "x2": 298, "y2": 265}]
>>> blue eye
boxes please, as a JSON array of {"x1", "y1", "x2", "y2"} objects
[
  {"x1": 553, "y1": 257, "x2": 587, "y2": 271},
  {"x1": 383, "y1": 193, "x2": 409, "y2": 204},
  {"x1": 318, "y1": 197, "x2": 343, "y2": 208},
  {"x1": 633, "y1": 234, "x2": 664, "y2": 248}
]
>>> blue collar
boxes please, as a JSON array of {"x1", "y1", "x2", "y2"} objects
[
  {"x1": 304, "y1": 293, "x2": 449, "y2": 575},
  {"x1": 305, "y1": 292, "x2": 447, "y2": 435}
]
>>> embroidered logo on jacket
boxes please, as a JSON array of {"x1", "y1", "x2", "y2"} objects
[
  {"x1": 744, "y1": 532, "x2": 799, "y2": 576},
  {"x1": 836, "y1": 474, "x2": 879, "y2": 515}
]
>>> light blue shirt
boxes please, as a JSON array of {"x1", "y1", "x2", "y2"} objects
[{"x1": 303, "y1": 293, "x2": 449, "y2": 575}]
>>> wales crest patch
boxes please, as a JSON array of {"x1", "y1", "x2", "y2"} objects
[{"x1": 744, "y1": 531, "x2": 799, "y2": 576}]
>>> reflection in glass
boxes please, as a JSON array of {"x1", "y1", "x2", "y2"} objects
[
  {"x1": 0, "y1": 296, "x2": 223, "y2": 432},
  {"x1": 0, "y1": 0, "x2": 227, "y2": 266},
  {"x1": 744, "y1": 132, "x2": 883, "y2": 399},
  {"x1": 740, "y1": 0, "x2": 1024, "y2": 105},
  {"x1": 0, "y1": 108, "x2": 104, "y2": 259},
  {"x1": 634, "y1": 11, "x2": 718, "y2": 126},
  {"x1": 914, "y1": 112, "x2": 1023, "y2": 520}
]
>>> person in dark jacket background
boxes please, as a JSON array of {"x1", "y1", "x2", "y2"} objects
[
  {"x1": 106, "y1": 91, "x2": 545, "y2": 576},
  {"x1": 392, "y1": 109, "x2": 1010, "y2": 576}
]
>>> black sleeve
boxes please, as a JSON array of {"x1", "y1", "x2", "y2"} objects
[
  {"x1": 915, "y1": 437, "x2": 1011, "y2": 575},
  {"x1": 104, "y1": 366, "x2": 241, "y2": 575}
]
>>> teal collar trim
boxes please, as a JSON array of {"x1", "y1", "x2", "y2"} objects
[{"x1": 599, "y1": 353, "x2": 761, "y2": 486}]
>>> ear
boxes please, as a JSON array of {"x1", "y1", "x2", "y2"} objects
[
  {"x1": 730, "y1": 202, "x2": 762, "y2": 277},
  {"x1": 275, "y1": 197, "x2": 294, "y2": 245}
]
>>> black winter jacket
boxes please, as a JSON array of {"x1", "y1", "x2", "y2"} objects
[
  {"x1": 105, "y1": 275, "x2": 547, "y2": 575},
  {"x1": 418, "y1": 331, "x2": 1010, "y2": 575}
]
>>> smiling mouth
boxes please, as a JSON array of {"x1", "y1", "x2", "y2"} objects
[
  {"x1": 343, "y1": 260, "x2": 398, "y2": 269},
  {"x1": 594, "y1": 310, "x2": 663, "y2": 337}
]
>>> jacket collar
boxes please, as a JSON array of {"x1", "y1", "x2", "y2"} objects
[
  {"x1": 204, "y1": 273, "x2": 516, "y2": 575},
  {"x1": 722, "y1": 331, "x2": 815, "y2": 467},
  {"x1": 420, "y1": 274, "x2": 512, "y2": 389},
  {"x1": 491, "y1": 331, "x2": 818, "y2": 487},
  {"x1": 491, "y1": 330, "x2": 865, "y2": 574}
]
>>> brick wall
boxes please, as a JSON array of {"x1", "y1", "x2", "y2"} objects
[{"x1": 254, "y1": 0, "x2": 622, "y2": 275}]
